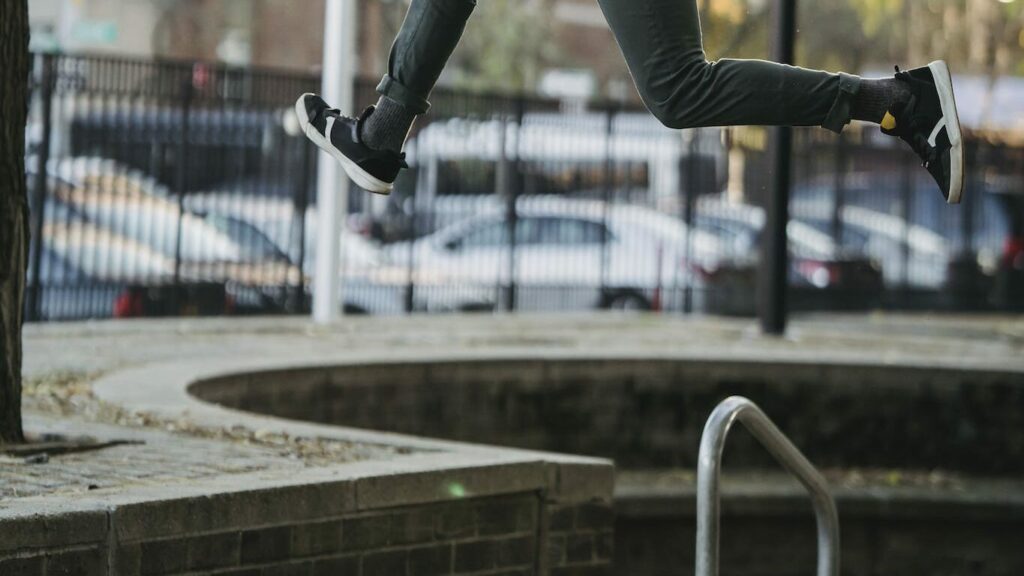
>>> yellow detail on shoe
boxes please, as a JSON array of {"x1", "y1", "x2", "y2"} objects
[{"x1": 881, "y1": 111, "x2": 897, "y2": 131}]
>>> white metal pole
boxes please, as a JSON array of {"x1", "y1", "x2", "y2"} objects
[{"x1": 312, "y1": 0, "x2": 356, "y2": 324}]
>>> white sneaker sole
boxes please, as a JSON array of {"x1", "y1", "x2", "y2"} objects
[
  {"x1": 928, "y1": 61, "x2": 964, "y2": 205},
  {"x1": 294, "y1": 93, "x2": 392, "y2": 196}
]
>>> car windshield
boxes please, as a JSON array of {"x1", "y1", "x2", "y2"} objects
[
  {"x1": 451, "y1": 216, "x2": 610, "y2": 249},
  {"x1": 532, "y1": 217, "x2": 608, "y2": 245},
  {"x1": 801, "y1": 219, "x2": 872, "y2": 252},
  {"x1": 202, "y1": 214, "x2": 288, "y2": 263}
]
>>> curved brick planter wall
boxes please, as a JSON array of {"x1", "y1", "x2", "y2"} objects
[
  {"x1": 189, "y1": 356, "x2": 1024, "y2": 576},
  {"x1": 8, "y1": 357, "x2": 619, "y2": 576},
  {"x1": 191, "y1": 358, "x2": 1024, "y2": 475},
  {"x1": 21, "y1": 317, "x2": 1024, "y2": 576}
]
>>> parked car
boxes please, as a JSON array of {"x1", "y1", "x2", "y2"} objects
[
  {"x1": 993, "y1": 190, "x2": 1024, "y2": 309},
  {"x1": 67, "y1": 108, "x2": 290, "y2": 193},
  {"x1": 793, "y1": 206, "x2": 949, "y2": 289},
  {"x1": 28, "y1": 161, "x2": 413, "y2": 317},
  {"x1": 792, "y1": 172, "x2": 1014, "y2": 286},
  {"x1": 27, "y1": 223, "x2": 173, "y2": 320},
  {"x1": 385, "y1": 197, "x2": 728, "y2": 312},
  {"x1": 694, "y1": 198, "x2": 885, "y2": 314},
  {"x1": 187, "y1": 188, "x2": 496, "y2": 314}
]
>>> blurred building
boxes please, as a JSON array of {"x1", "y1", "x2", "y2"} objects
[
  {"x1": 547, "y1": 0, "x2": 631, "y2": 100},
  {"x1": 28, "y1": 0, "x2": 325, "y2": 70},
  {"x1": 28, "y1": 0, "x2": 630, "y2": 99}
]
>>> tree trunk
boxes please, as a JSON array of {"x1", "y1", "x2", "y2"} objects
[{"x1": 0, "y1": 0, "x2": 30, "y2": 444}]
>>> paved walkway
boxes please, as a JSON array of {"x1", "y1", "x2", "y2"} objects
[
  {"x1": 23, "y1": 313, "x2": 1024, "y2": 379},
  {"x1": 12, "y1": 312, "x2": 1024, "y2": 505},
  {"x1": 2, "y1": 416, "x2": 305, "y2": 500}
]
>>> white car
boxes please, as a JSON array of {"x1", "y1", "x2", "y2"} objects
[
  {"x1": 793, "y1": 205, "x2": 950, "y2": 289},
  {"x1": 35, "y1": 161, "x2": 418, "y2": 315},
  {"x1": 386, "y1": 197, "x2": 729, "y2": 311},
  {"x1": 188, "y1": 191, "x2": 495, "y2": 314}
]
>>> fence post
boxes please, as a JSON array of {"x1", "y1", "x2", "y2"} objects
[
  {"x1": 28, "y1": 53, "x2": 56, "y2": 322},
  {"x1": 404, "y1": 178, "x2": 418, "y2": 314},
  {"x1": 759, "y1": 0, "x2": 796, "y2": 335},
  {"x1": 683, "y1": 129, "x2": 699, "y2": 314},
  {"x1": 172, "y1": 71, "x2": 193, "y2": 312},
  {"x1": 504, "y1": 97, "x2": 526, "y2": 312},
  {"x1": 830, "y1": 131, "x2": 846, "y2": 245},
  {"x1": 600, "y1": 105, "x2": 616, "y2": 302},
  {"x1": 900, "y1": 152, "x2": 913, "y2": 292},
  {"x1": 292, "y1": 129, "x2": 314, "y2": 313},
  {"x1": 954, "y1": 139, "x2": 981, "y2": 309},
  {"x1": 962, "y1": 139, "x2": 979, "y2": 258}
]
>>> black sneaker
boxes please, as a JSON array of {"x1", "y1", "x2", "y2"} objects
[
  {"x1": 882, "y1": 61, "x2": 965, "y2": 204},
  {"x1": 294, "y1": 93, "x2": 407, "y2": 195}
]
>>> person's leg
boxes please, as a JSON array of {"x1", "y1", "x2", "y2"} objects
[
  {"x1": 295, "y1": 0, "x2": 476, "y2": 194},
  {"x1": 362, "y1": 0, "x2": 477, "y2": 153},
  {"x1": 595, "y1": 0, "x2": 963, "y2": 202},
  {"x1": 595, "y1": 0, "x2": 867, "y2": 131}
]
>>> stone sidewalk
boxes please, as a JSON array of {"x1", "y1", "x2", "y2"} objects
[
  {"x1": 15, "y1": 312, "x2": 1022, "y2": 505},
  {"x1": 8, "y1": 312, "x2": 1024, "y2": 576},
  {"x1": 22, "y1": 312, "x2": 1024, "y2": 381},
  {"x1": 14, "y1": 312, "x2": 1024, "y2": 500},
  {"x1": 2, "y1": 416, "x2": 310, "y2": 500},
  {"x1": 8, "y1": 314, "x2": 642, "y2": 576}
]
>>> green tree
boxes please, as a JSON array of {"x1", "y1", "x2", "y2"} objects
[
  {"x1": 847, "y1": 0, "x2": 1024, "y2": 73},
  {"x1": 703, "y1": 0, "x2": 1024, "y2": 79},
  {"x1": 0, "y1": 0, "x2": 30, "y2": 444},
  {"x1": 450, "y1": 0, "x2": 562, "y2": 93},
  {"x1": 845, "y1": 0, "x2": 1024, "y2": 128}
]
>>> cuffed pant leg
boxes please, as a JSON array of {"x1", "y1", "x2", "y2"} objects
[
  {"x1": 376, "y1": 0, "x2": 477, "y2": 115},
  {"x1": 596, "y1": 0, "x2": 859, "y2": 132}
]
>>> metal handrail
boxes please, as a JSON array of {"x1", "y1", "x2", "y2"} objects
[{"x1": 696, "y1": 396, "x2": 840, "y2": 576}]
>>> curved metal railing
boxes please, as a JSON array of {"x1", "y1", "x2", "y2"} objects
[{"x1": 696, "y1": 396, "x2": 840, "y2": 576}]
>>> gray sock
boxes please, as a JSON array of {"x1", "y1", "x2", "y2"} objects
[
  {"x1": 360, "y1": 96, "x2": 418, "y2": 154},
  {"x1": 852, "y1": 78, "x2": 911, "y2": 125}
]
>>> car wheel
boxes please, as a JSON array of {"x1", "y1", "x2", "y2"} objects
[
  {"x1": 343, "y1": 304, "x2": 369, "y2": 315},
  {"x1": 606, "y1": 292, "x2": 652, "y2": 311}
]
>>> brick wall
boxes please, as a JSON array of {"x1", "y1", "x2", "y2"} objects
[
  {"x1": 615, "y1": 507, "x2": 1024, "y2": 576},
  {"x1": 0, "y1": 509, "x2": 109, "y2": 576},
  {"x1": 2, "y1": 473, "x2": 614, "y2": 573},
  {"x1": 1, "y1": 491, "x2": 614, "y2": 576},
  {"x1": 197, "y1": 359, "x2": 1024, "y2": 475},
  {"x1": 545, "y1": 503, "x2": 614, "y2": 576},
  {"x1": 116, "y1": 494, "x2": 538, "y2": 576},
  {"x1": 185, "y1": 357, "x2": 1024, "y2": 576}
]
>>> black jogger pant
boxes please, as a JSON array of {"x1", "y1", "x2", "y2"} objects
[{"x1": 376, "y1": 0, "x2": 861, "y2": 133}]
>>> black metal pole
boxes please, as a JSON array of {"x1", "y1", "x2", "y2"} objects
[
  {"x1": 293, "y1": 131, "x2": 314, "y2": 313},
  {"x1": 683, "y1": 130, "x2": 699, "y2": 314},
  {"x1": 600, "y1": 106, "x2": 616, "y2": 300},
  {"x1": 759, "y1": 0, "x2": 797, "y2": 335},
  {"x1": 505, "y1": 98, "x2": 525, "y2": 313},
  {"x1": 900, "y1": 152, "x2": 913, "y2": 292},
  {"x1": 404, "y1": 185, "x2": 417, "y2": 314},
  {"x1": 962, "y1": 140, "x2": 979, "y2": 259},
  {"x1": 830, "y1": 131, "x2": 846, "y2": 246},
  {"x1": 172, "y1": 73, "x2": 192, "y2": 313},
  {"x1": 28, "y1": 54, "x2": 55, "y2": 322}
]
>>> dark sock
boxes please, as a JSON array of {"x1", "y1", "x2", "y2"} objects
[
  {"x1": 852, "y1": 78, "x2": 911, "y2": 125},
  {"x1": 360, "y1": 96, "x2": 418, "y2": 154}
]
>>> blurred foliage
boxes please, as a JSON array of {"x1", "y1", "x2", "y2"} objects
[
  {"x1": 378, "y1": 0, "x2": 1024, "y2": 96},
  {"x1": 703, "y1": 0, "x2": 1024, "y2": 76},
  {"x1": 450, "y1": 0, "x2": 561, "y2": 93},
  {"x1": 844, "y1": 0, "x2": 1024, "y2": 77}
]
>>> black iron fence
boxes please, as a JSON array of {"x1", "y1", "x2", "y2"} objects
[
  {"x1": 24, "y1": 52, "x2": 1024, "y2": 321},
  {"x1": 26, "y1": 53, "x2": 319, "y2": 320}
]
